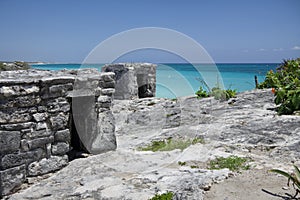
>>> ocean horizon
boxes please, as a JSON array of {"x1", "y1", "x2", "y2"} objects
[{"x1": 31, "y1": 63, "x2": 278, "y2": 98}]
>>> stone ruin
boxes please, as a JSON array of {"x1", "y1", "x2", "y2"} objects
[
  {"x1": 102, "y1": 63, "x2": 156, "y2": 100},
  {"x1": 0, "y1": 63, "x2": 156, "y2": 197}
]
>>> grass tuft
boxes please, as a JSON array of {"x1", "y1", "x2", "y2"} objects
[
  {"x1": 208, "y1": 155, "x2": 250, "y2": 171},
  {"x1": 138, "y1": 137, "x2": 204, "y2": 152}
]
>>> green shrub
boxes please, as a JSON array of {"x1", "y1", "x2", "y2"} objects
[
  {"x1": 258, "y1": 58, "x2": 300, "y2": 115},
  {"x1": 149, "y1": 191, "x2": 174, "y2": 200},
  {"x1": 195, "y1": 86, "x2": 209, "y2": 98},
  {"x1": 208, "y1": 155, "x2": 250, "y2": 171},
  {"x1": 195, "y1": 86, "x2": 237, "y2": 101}
]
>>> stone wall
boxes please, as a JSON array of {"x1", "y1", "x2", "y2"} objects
[
  {"x1": 0, "y1": 69, "x2": 116, "y2": 197},
  {"x1": 102, "y1": 63, "x2": 156, "y2": 100}
]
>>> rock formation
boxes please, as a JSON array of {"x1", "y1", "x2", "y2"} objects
[
  {"x1": 6, "y1": 89, "x2": 300, "y2": 199},
  {"x1": 0, "y1": 69, "x2": 116, "y2": 197},
  {"x1": 102, "y1": 63, "x2": 156, "y2": 100}
]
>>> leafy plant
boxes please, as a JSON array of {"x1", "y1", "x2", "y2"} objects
[
  {"x1": 149, "y1": 191, "x2": 174, "y2": 200},
  {"x1": 208, "y1": 155, "x2": 250, "y2": 171},
  {"x1": 258, "y1": 58, "x2": 300, "y2": 115},
  {"x1": 195, "y1": 86, "x2": 209, "y2": 98},
  {"x1": 269, "y1": 165, "x2": 300, "y2": 198},
  {"x1": 195, "y1": 86, "x2": 237, "y2": 101},
  {"x1": 138, "y1": 137, "x2": 204, "y2": 152}
]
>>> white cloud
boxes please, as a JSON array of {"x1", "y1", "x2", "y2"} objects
[
  {"x1": 273, "y1": 48, "x2": 283, "y2": 51},
  {"x1": 257, "y1": 48, "x2": 266, "y2": 51},
  {"x1": 292, "y1": 46, "x2": 300, "y2": 50},
  {"x1": 242, "y1": 49, "x2": 249, "y2": 53}
]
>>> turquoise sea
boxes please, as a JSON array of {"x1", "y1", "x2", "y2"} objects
[{"x1": 32, "y1": 63, "x2": 278, "y2": 98}]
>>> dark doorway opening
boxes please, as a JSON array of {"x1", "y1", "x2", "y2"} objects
[{"x1": 67, "y1": 98, "x2": 89, "y2": 161}]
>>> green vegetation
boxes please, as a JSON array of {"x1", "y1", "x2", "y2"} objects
[
  {"x1": 208, "y1": 155, "x2": 250, "y2": 171},
  {"x1": 138, "y1": 137, "x2": 204, "y2": 152},
  {"x1": 190, "y1": 165, "x2": 199, "y2": 169},
  {"x1": 178, "y1": 161, "x2": 186, "y2": 166},
  {"x1": 258, "y1": 58, "x2": 300, "y2": 115},
  {"x1": 0, "y1": 62, "x2": 5, "y2": 71},
  {"x1": 195, "y1": 86, "x2": 210, "y2": 98},
  {"x1": 149, "y1": 191, "x2": 174, "y2": 200},
  {"x1": 195, "y1": 86, "x2": 237, "y2": 101},
  {"x1": 211, "y1": 88, "x2": 237, "y2": 101},
  {"x1": 270, "y1": 165, "x2": 300, "y2": 198}
]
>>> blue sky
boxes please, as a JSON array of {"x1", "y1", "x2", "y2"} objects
[{"x1": 0, "y1": 0, "x2": 299, "y2": 63}]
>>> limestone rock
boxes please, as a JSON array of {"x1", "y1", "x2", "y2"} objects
[{"x1": 27, "y1": 156, "x2": 68, "y2": 176}]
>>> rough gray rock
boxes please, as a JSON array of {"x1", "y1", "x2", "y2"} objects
[
  {"x1": 0, "y1": 68, "x2": 117, "y2": 197},
  {"x1": 102, "y1": 63, "x2": 156, "y2": 99},
  {"x1": 6, "y1": 89, "x2": 300, "y2": 200},
  {"x1": 27, "y1": 156, "x2": 68, "y2": 176}
]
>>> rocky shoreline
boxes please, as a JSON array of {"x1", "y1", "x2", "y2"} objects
[{"x1": 6, "y1": 89, "x2": 300, "y2": 200}]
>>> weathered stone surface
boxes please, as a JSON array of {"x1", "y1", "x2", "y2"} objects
[
  {"x1": 54, "y1": 129, "x2": 70, "y2": 142},
  {"x1": 49, "y1": 113, "x2": 69, "y2": 130},
  {"x1": 102, "y1": 63, "x2": 156, "y2": 99},
  {"x1": 90, "y1": 111, "x2": 116, "y2": 153},
  {"x1": 47, "y1": 97, "x2": 70, "y2": 113},
  {"x1": 0, "y1": 131, "x2": 20, "y2": 154},
  {"x1": 27, "y1": 156, "x2": 68, "y2": 176},
  {"x1": 0, "y1": 122, "x2": 35, "y2": 131},
  {"x1": 33, "y1": 113, "x2": 48, "y2": 122},
  {"x1": 100, "y1": 88, "x2": 115, "y2": 96},
  {"x1": 0, "y1": 165, "x2": 26, "y2": 196},
  {"x1": 0, "y1": 109, "x2": 32, "y2": 124},
  {"x1": 7, "y1": 89, "x2": 300, "y2": 200},
  {"x1": 21, "y1": 136, "x2": 54, "y2": 151},
  {"x1": 0, "y1": 68, "x2": 117, "y2": 197},
  {"x1": 72, "y1": 96, "x2": 116, "y2": 154},
  {"x1": 0, "y1": 148, "x2": 45, "y2": 170},
  {"x1": 0, "y1": 95, "x2": 41, "y2": 108},
  {"x1": 22, "y1": 129, "x2": 51, "y2": 140},
  {"x1": 0, "y1": 85, "x2": 39, "y2": 98},
  {"x1": 51, "y1": 142, "x2": 69, "y2": 155}
]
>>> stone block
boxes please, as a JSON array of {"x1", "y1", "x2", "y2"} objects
[
  {"x1": 22, "y1": 129, "x2": 51, "y2": 140},
  {"x1": 33, "y1": 113, "x2": 48, "y2": 122},
  {"x1": 89, "y1": 111, "x2": 117, "y2": 154},
  {"x1": 36, "y1": 122, "x2": 47, "y2": 131},
  {"x1": 49, "y1": 113, "x2": 69, "y2": 130},
  {"x1": 41, "y1": 82, "x2": 73, "y2": 99},
  {"x1": 51, "y1": 142, "x2": 69, "y2": 155},
  {"x1": 99, "y1": 80, "x2": 115, "y2": 89},
  {"x1": 0, "y1": 85, "x2": 39, "y2": 98},
  {"x1": 0, "y1": 122, "x2": 35, "y2": 131},
  {"x1": 100, "y1": 72, "x2": 115, "y2": 82},
  {"x1": 54, "y1": 129, "x2": 70, "y2": 142},
  {"x1": 101, "y1": 88, "x2": 115, "y2": 96},
  {"x1": 22, "y1": 136, "x2": 54, "y2": 151},
  {"x1": 0, "y1": 165, "x2": 26, "y2": 196},
  {"x1": 47, "y1": 98, "x2": 70, "y2": 113},
  {"x1": 0, "y1": 131, "x2": 20, "y2": 154},
  {"x1": 0, "y1": 148, "x2": 45, "y2": 170},
  {"x1": 27, "y1": 155, "x2": 68, "y2": 176},
  {"x1": 0, "y1": 108, "x2": 32, "y2": 124}
]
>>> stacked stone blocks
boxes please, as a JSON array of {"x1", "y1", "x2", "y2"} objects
[{"x1": 0, "y1": 69, "x2": 116, "y2": 197}]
